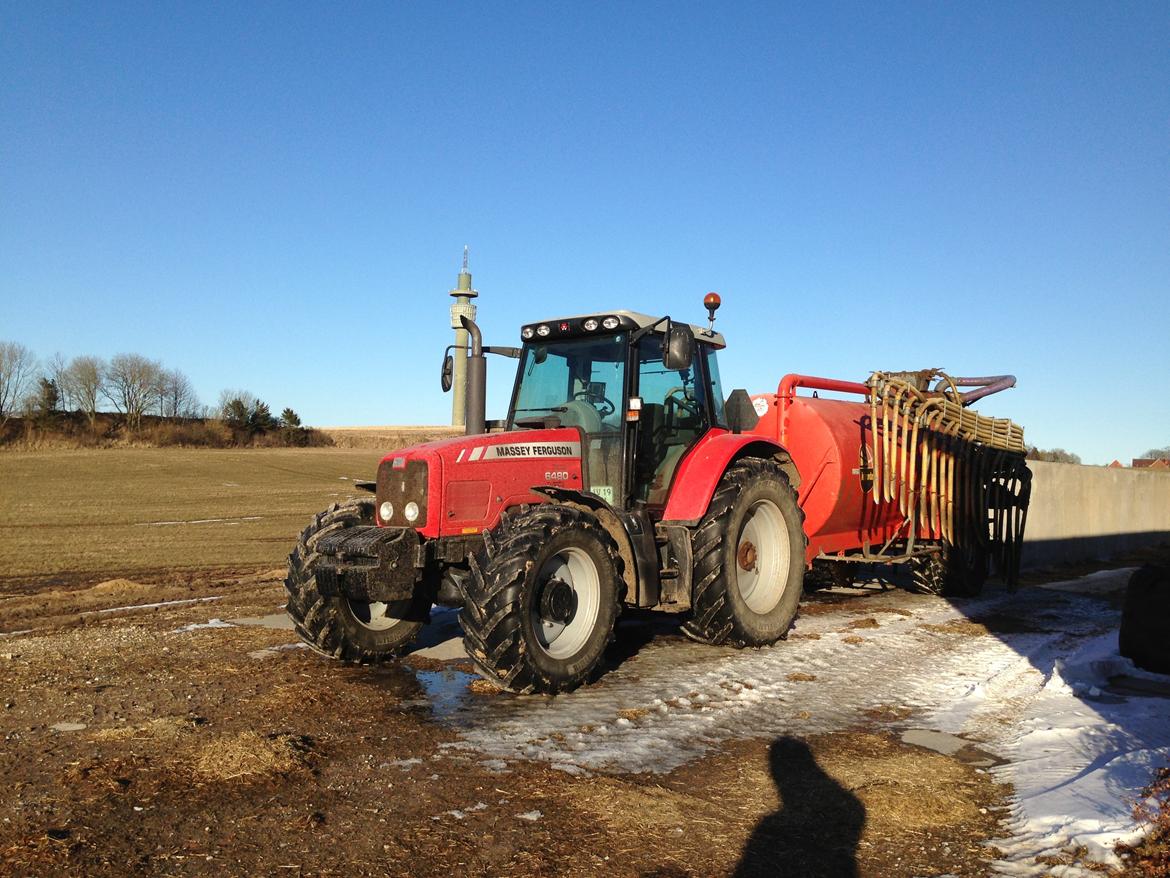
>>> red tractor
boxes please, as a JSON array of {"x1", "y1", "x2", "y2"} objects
[{"x1": 286, "y1": 295, "x2": 1029, "y2": 693}]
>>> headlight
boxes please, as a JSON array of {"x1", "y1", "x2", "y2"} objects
[
  {"x1": 536, "y1": 324, "x2": 551, "y2": 337},
  {"x1": 521, "y1": 327, "x2": 535, "y2": 339},
  {"x1": 583, "y1": 318, "x2": 599, "y2": 331},
  {"x1": 379, "y1": 501, "x2": 394, "y2": 521},
  {"x1": 403, "y1": 501, "x2": 420, "y2": 523},
  {"x1": 602, "y1": 316, "x2": 619, "y2": 329}
]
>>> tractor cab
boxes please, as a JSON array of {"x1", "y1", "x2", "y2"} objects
[{"x1": 507, "y1": 311, "x2": 727, "y2": 513}]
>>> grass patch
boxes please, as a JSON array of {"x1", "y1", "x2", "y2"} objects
[
  {"x1": 1115, "y1": 762, "x2": 1170, "y2": 876},
  {"x1": 193, "y1": 731, "x2": 315, "y2": 781},
  {"x1": 922, "y1": 619, "x2": 991, "y2": 637}
]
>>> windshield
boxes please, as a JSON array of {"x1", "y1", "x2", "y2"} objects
[{"x1": 509, "y1": 333, "x2": 627, "y2": 430}]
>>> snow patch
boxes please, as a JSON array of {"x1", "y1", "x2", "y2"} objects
[
  {"x1": 421, "y1": 572, "x2": 1170, "y2": 873},
  {"x1": 248, "y1": 642, "x2": 309, "y2": 659},
  {"x1": 170, "y1": 618, "x2": 235, "y2": 634},
  {"x1": 1036, "y1": 567, "x2": 1136, "y2": 595}
]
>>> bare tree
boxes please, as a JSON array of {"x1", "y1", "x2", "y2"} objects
[
  {"x1": 1026, "y1": 446, "x2": 1082, "y2": 465},
  {"x1": 103, "y1": 353, "x2": 163, "y2": 430},
  {"x1": 0, "y1": 341, "x2": 37, "y2": 425},
  {"x1": 158, "y1": 368, "x2": 199, "y2": 419},
  {"x1": 1143, "y1": 447, "x2": 1170, "y2": 461},
  {"x1": 61, "y1": 356, "x2": 106, "y2": 428}
]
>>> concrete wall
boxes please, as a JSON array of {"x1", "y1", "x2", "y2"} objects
[{"x1": 1023, "y1": 461, "x2": 1170, "y2": 567}]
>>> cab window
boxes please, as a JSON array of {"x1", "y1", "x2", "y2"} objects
[{"x1": 704, "y1": 346, "x2": 726, "y2": 426}]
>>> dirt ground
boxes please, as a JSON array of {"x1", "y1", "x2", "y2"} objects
[
  {"x1": 0, "y1": 569, "x2": 1010, "y2": 878},
  {"x1": 0, "y1": 448, "x2": 1159, "y2": 877},
  {"x1": 0, "y1": 448, "x2": 386, "y2": 587}
]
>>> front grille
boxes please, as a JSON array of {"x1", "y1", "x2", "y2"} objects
[{"x1": 375, "y1": 458, "x2": 429, "y2": 527}]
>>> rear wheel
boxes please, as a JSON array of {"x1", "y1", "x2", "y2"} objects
[
  {"x1": 285, "y1": 499, "x2": 430, "y2": 662},
  {"x1": 684, "y1": 459, "x2": 807, "y2": 647},
  {"x1": 458, "y1": 505, "x2": 623, "y2": 694}
]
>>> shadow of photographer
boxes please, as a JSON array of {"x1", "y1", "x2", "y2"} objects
[{"x1": 733, "y1": 736, "x2": 865, "y2": 878}]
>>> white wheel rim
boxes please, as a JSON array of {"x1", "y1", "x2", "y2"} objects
[
  {"x1": 735, "y1": 499, "x2": 792, "y2": 614},
  {"x1": 346, "y1": 599, "x2": 408, "y2": 631},
  {"x1": 532, "y1": 546, "x2": 602, "y2": 660}
]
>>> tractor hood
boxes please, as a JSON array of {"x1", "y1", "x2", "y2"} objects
[{"x1": 374, "y1": 428, "x2": 586, "y2": 538}]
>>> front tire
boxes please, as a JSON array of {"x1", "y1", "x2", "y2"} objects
[
  {"x1": 285, "y1": 499, "x2": 430, "y2": 662},
  {"x1": 458, "y1": 505, "x2": 624, "y2": 694},
  {"x1": 684, "y1": 459, "x2": 807, "y2": 646}
]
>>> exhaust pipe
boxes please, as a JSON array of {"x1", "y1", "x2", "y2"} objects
[{"x1": 459, "y1": 315, "x2": 487, "y2": 436}]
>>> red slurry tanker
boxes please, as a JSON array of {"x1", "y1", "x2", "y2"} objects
[{"x1": 286, "y1": 295, "x2": 1030, "y2": 694}]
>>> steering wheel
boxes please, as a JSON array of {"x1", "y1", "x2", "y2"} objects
[
  {"x1": 572, "y1": 389, "x2": 615, "y2": 417},
  {"x1": 665, "y1": 386, "x2": 700, "y2": 417}
]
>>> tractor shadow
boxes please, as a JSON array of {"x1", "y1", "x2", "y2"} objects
[{"x1": 602, "y1": 608, "x2": 687, "y2": 673}]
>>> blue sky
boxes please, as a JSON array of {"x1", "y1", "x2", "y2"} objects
[{"x1": 2, "y1": 2, "x2": 1167, "y2": 463}]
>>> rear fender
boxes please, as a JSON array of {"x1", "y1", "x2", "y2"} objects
[
  {"x1": 529, "y1": 486, "x2": 642, "y2": 606},
  {"x1": 660, "y1": 432, "x2": 799, "y2": 525}
]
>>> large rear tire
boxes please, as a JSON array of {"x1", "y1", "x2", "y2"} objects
[
  {"x1": 458, "y1": 504, "x2": 624, "y2": 694},
  {"x1": 285, "y1": 499, "x2": 430, "y2": 662},
  {"x1": 683, "y1": 459, "x2": 807, "y2": 647}
]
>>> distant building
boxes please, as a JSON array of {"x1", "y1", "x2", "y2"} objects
[
  {"x1": 1132, "y1": 458, "x2": 1170, "y2": 470},
  {"x1": 1108, "y1": 460, "x2": 1124, "y2": 468}
]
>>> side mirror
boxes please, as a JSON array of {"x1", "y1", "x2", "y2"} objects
[
  {"x1": 440, "y1": 353, "x2": 454, "y2": 393},
  {"x1": 662, "y1": 320, "x2": 693, "y2": 371},
  {"x1": 725, "y1": 389, "x2": 760, "y2": 435}
]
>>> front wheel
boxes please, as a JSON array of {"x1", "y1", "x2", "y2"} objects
[
  {"x1": 684, "y1": 458, "x2": 807, "y2": 647},
  {"x1": 285, "y1": 499, "x2": 430, "y2": 662},
  {"x1": 458, "y1": 505, "x2": 624, "y2": 694}
]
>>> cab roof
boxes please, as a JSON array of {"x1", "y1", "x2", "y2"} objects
[{"x1": 521, "y1": 310, "x2": 726, "y2": 348}]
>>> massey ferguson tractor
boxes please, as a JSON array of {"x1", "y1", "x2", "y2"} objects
[{"x1": 285, "y1": 294, "x2": 1030, "y2": 694}]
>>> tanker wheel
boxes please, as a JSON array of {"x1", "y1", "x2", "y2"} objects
[
  {"x1": 683, "y1": 458, "x2": 807, "y2": 647},
  {"x1": 458, "y1": 504, "x2": 624, "y2": 694},
  {"x1": 908, "y1": 545, "x2": 987, "y2": 597},
  {"x1": 285, "y1": 499, "x2": 431, "y2": 662},
  {"x1": 945, "y1": 544, "x2": 988, "y2": 597},
  {"x1": 908, "y1": 549, "x2": 947, "y2": 595},
  {"x1": 804, "y1": 560, "x2": 855, "y2": 591}
]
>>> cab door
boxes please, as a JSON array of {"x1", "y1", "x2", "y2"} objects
[{"x1": 631, "y1": 335, "x2": 712, "y2": 508}]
